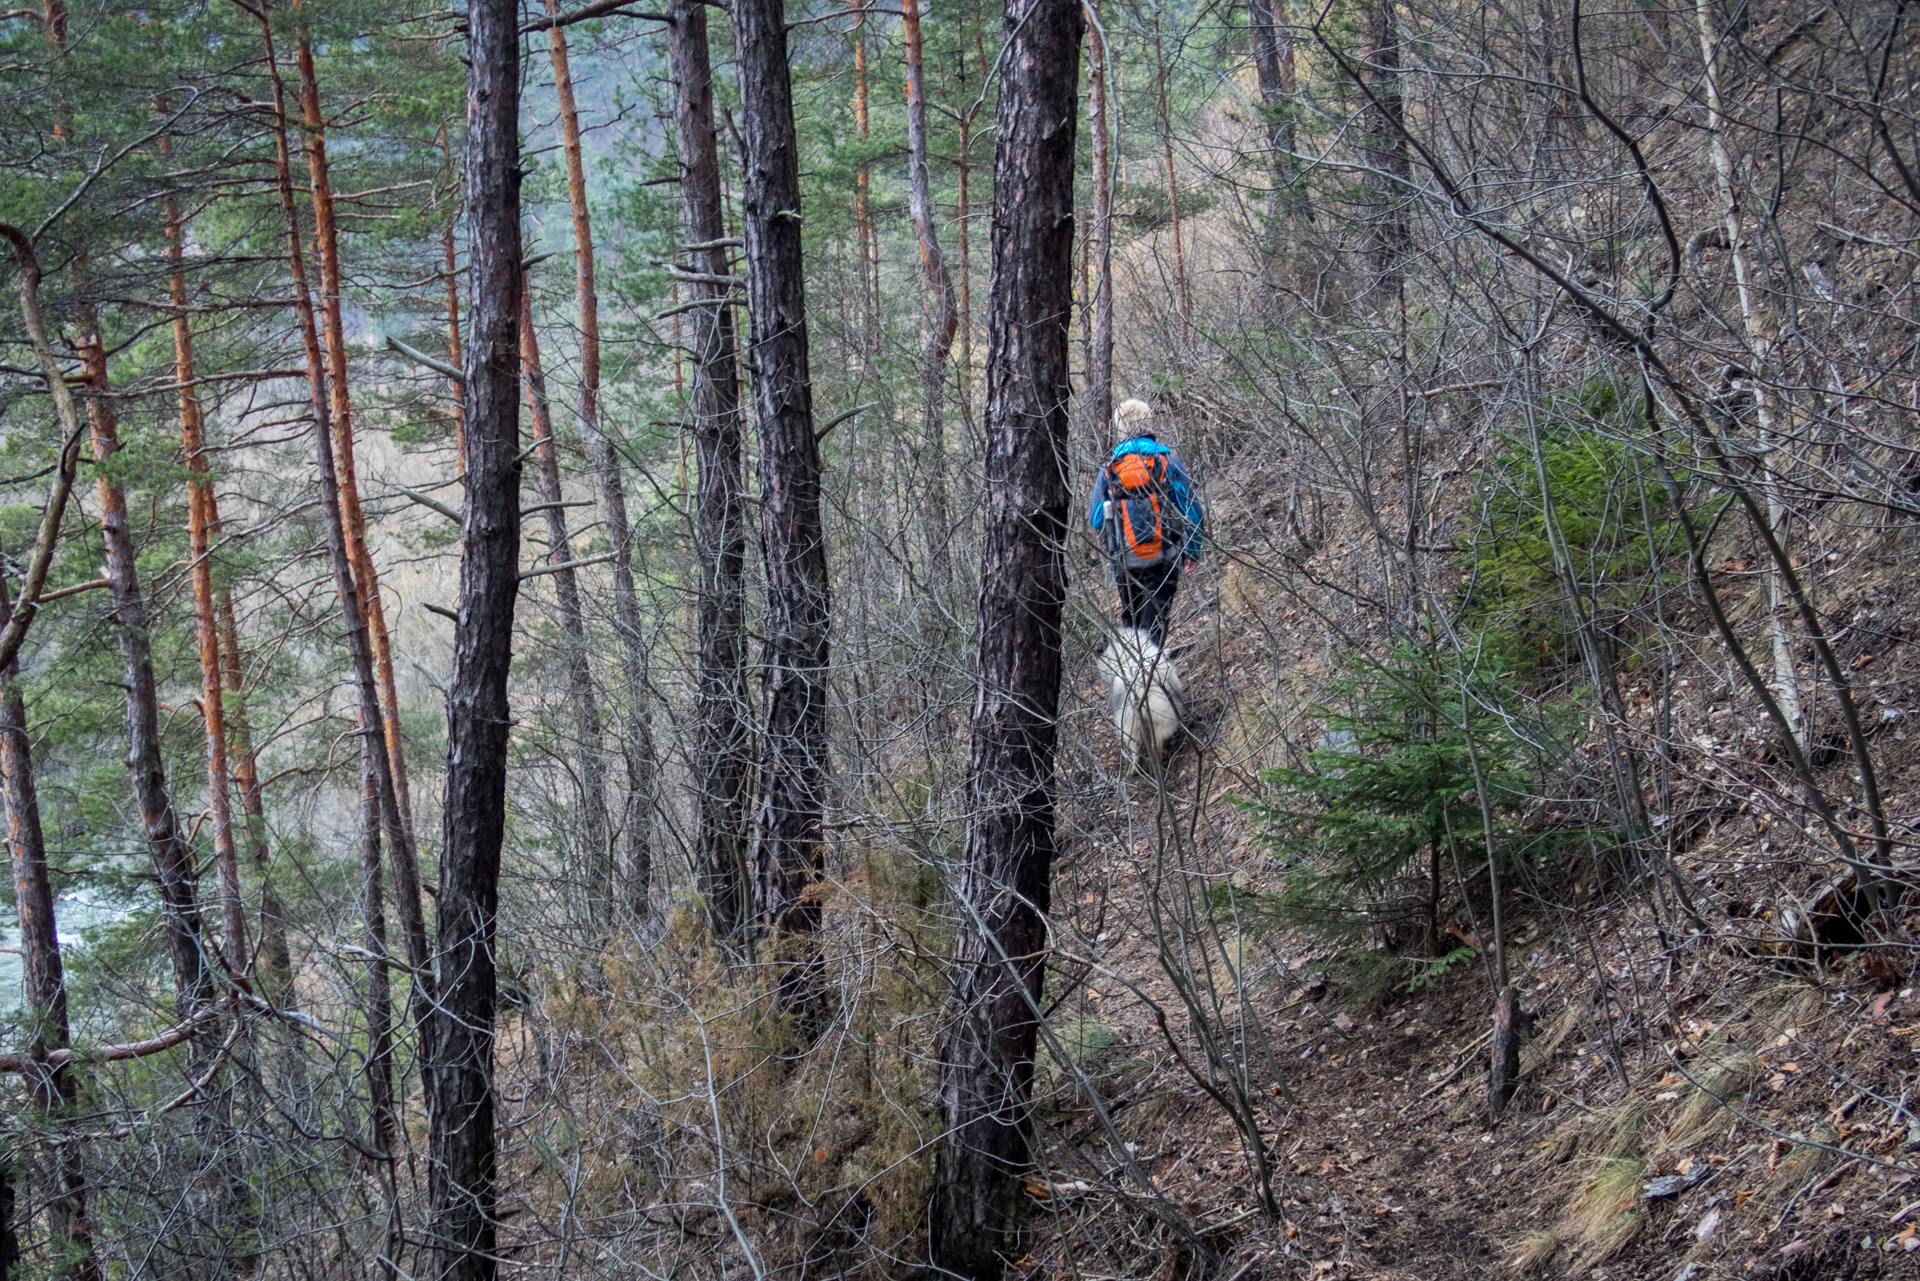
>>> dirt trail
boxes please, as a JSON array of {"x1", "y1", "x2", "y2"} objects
[{"x1": 1019, "y1": 630, "x2": 1920, "y2": 1280}]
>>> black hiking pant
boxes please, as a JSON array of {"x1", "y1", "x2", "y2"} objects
[{"x1": 1117, "y1": 562, "x2": 1180, "y2": 646}]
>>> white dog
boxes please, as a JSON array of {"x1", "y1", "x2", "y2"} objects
[{"x1": 1096, "y1": 627, "x2": 1184, "y2": 769}]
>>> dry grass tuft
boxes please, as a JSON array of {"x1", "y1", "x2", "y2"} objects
[
  {"x1": 1510, "y1": 1228, "x2": 1562, "y2": 1273},
  {"x1": 1551, "y1": 1101, "x2": 1653, "y2": 1265},
  {"x1": 1559, "y1": 1155, "x2": 1648, "y2": 1262},
  {"x1": 1667, "y1": 1047, "x2": 1761, "y2": 1148},
  {"x1": 1598, "y1": 1098, "x2": 1649, "y2": 1159}
]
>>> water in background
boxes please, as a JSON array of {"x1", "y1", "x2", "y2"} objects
[{"x1": 1, "y1": 894, "x2": 127, "y2": 1009}]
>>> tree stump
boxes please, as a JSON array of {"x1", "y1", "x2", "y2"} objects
[{"x1": 1490, "y1": 985, "x2": 1525, "y2": 1115}]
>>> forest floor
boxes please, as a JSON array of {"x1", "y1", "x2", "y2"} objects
[
  {"x1": 1021, "y1": 835, "x2": 1920, "y2": 1279},
  {"x1": 1006, "y1": 552, "x2": 1920, "y2": 1279}
]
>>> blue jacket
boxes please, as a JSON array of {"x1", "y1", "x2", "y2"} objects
[{"x1": 1088, "y1": 436, "x2": 1204, "y2": 560}]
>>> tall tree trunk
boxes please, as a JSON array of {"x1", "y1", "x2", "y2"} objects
[
  {"x1": 257, "y1": 12, "x2": 429, "y2": 1001},
  {"x1": 545, "y1": 0, "x2": 655, "y2": 920},
  {"x1": 355, "y1": 750, "x2": 402, "y2": 1273},
  {"x1": 80, "y1": 303, "x2": 253, "y2": 1274},
  {"x1": 518, "y1": 282, "x2": 613, "y2": 902},
  {"x1": 671, "y1": 0, "x2": 752, "y2": 941},
  {"x1": 850, "y1": 0, "x2": 878, "y2": 346},
  {"x1": 1150, "y1": 5, "x2": 1192, "y2": 334},
  {"x1": 1086, "y1": 0, "x2": 1115, "y2": 445},
  {"x1": 734, "y1": 0, "x2": 833, "y2": 972},
  {"x1": 296, "y1": 26, "x2": 428, "y2": 895},
  {"x1": 929, "y1": 0, "x2": 1081, "y2": 1272},
  {"x1": 1359, "y1": 0, "x2": 1411, "y2": 292},
  {"x1": 76, "y1": 313, "x2": 215, "y2": 1023},
  {"x1": 426, "y1": 0, "x2": 520, "y2": 1270},
  {"x1": 1, "y1": 580, "x2": 98, "y2": 1281},
  {"x1": 1247, "y1": 0, "x2": 1303, "y2": 226},
  {"x1": 3, "y1": 231, "x2": 100, "y2": 1278},
  {"x1": 1696, "y1": 0, "x2": 1801, "y2": 734},
  {"x1": 166, "y1": 185, "x2": 249, "y2": 982},
  {"x1": 358, "y1": 767, "x2": 396, "y2": 1158},
  {"x1": 292, "y1": 30, "x2": 397, "y2": 1124},
  {"x1": 261, "y1": 18, "x2": 413, "y2": 1199},
  {"x1": 903, "y1": 0, "x2": 959, "y2": 586}
]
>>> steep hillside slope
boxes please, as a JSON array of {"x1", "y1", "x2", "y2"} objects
[{"x1": 998, "y1": 408, "x2": 1920, "y2": 1279}]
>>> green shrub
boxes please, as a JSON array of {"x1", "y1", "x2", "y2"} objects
[
  {"x1": 1458, "y1": 378, "x2": 1698, "y2": 671},
  {"x1": 1227, "y1": 637, "x2": 1542, "y2": 957}
]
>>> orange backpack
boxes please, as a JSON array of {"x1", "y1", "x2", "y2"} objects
[{"x1": 1104, "y1": 452, "x2": 1183, "y2": 570}]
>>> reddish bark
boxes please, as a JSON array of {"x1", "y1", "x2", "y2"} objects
[
  {"x1": 850, "y1": 0, "x2": 878, "y2": 339},
  {"x1": 257, "y1": 10, "x2": 428, "y2": 997},
  {"x1": 295, "y1": 25, "x2": 421, "y2": 861},
  {"x1": 546, "y1": 0, "x2": 656, "y2": 917},
  {"x1": 166, "y1": 183, "x2": 248, "y2": 981},
  {"x1": 258, "y1": 9, "x2": 413, "y2": 1224},
  {"x1": 163, "y1": 111, "x2": 291, "y2": 1005}
]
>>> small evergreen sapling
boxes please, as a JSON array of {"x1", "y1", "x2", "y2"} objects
[{"x1": 1235, "y1": 640, "x2": 1535, "y2": 973}]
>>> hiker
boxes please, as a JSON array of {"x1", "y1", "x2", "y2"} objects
[{"x1": 1088, "y1": 399, "x2": 1204, "y2": 646}]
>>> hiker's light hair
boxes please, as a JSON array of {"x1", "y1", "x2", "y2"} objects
[{"x1": 1114, "y1": 398, "x2": 1153, "y2": 436}]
